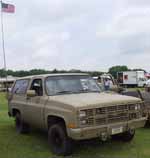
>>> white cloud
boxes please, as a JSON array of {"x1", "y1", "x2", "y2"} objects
[{"x1": 0, "y1": 0, "x2": 150, "y2": 71}]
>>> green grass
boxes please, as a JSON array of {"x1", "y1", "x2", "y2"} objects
[
  {"x1": 127, "y1": 87, "x2": 145, "y2": 91},
  {"x1": 0, "y1": 92, "x2": 150, "y2": 158}
]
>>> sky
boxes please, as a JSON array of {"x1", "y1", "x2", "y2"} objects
[{"x1": 0, "y1": 0, "x2": 150, "y2": 72}]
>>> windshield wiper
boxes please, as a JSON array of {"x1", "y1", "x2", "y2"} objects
[
  {"x1": 90, "y1": 90, "x2": 100, "y2": 93},
  {"x1": 56, "y1": 91, "x2": 74, "y2": 95},
  {"x1": 55, "y1": 90, "x2": 100, "y2": 95},
  {"x1": 77, "y1": 89, "x2": 100, "y2": 93}
]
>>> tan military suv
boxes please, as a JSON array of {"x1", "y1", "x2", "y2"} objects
[{"x1": 8, "y1": 73, "x2": 146, "y2": 155}]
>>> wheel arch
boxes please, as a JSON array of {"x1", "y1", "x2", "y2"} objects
[
  {"x1": 12, "y1": 108, "x2": 20, "y2": 117},
  {"x1": 47, "y1": 115, "x2": 67, "y2": 130}
]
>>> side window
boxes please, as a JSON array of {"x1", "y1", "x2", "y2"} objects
[
  {"x1": 124, "y1": 75, "x2": 128, "y2": 80},
  {"x1": 13, "y1": 79, "x2": 29, "y2": 94},
  {"x1": 30, "y1": 79, "x2": 43, "y2": 96}
]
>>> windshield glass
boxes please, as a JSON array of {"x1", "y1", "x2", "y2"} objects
[{"x1": 45, "y1": 75, "x2": 101, "y2": 96}]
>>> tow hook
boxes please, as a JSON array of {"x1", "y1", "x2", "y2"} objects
[
  {"x1": 101, "y1": 133, "x2": 108, "y2": 141},
  {"x1": 128, "y1": 128, "x2": 135, "y2": 135}
]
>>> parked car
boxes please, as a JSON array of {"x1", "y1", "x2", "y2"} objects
[
  {"x1": 8, "y1": 73, "x2": 146, "y2": 155},
  {"x1": 121, "y1": 89, "x2": 150, "y2": 123},
  {"x1": 95, "y1": 74, "x2": 150, "y2": 124}
]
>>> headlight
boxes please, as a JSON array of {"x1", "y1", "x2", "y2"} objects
[
  {"x1": 79, "y1": 110, "x2": 94, "y2": 126},
  {"x1": 138, "y1": 104, "x2": 141, "y2": 110},
  {"x1": 79, "y1": 110, "x2": 86, "y2": 117},
  {"x1": 80, "y1": 119, "x2": 88, "y2": 125},
  {"x1": 135, "y1": 104, "x2": 141, "y2": 110}
]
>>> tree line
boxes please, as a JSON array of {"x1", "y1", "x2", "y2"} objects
[
  {"x1": 0, "y1": 68, "x2": 104, "y2": 78},
  {"x1": 0, "y1": 65, "x2": 146, "y2": 78}
]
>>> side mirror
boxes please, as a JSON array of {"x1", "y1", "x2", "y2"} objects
[{"x1": 26, "y1": 90, "x2": 36, "y2": 97}]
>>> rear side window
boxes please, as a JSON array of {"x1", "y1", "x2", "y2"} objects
[
  {"x1": 124, "y1": 75, "x2": 128, "y2": 80},
  {"x1": 12, "y1": 79, "x2": 29, "y2": 94}
]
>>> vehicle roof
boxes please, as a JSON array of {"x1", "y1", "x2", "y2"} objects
[{"x1": 16, "y1": 73, "x2": 89, "y2": 80}]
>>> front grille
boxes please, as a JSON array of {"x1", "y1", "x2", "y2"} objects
[
  {"x1": 87, "y1": 118, "x2": 94, "y2": 125},
  {"x1": 108, "y1": 113, "x2": 128, "y2": 123},
  {"x1": 80, "y1": 103, "x2": 142, "y2": 126},
  {"x1": 118, "y1": 104, "x2": 128, "y2": 111},
  {"x1": 96, "y1": 104, "x2": 128, "y2": 115},
  {"x1": 107, "y1": 106, "x2": 117, "y2": 112},
  {"x1": 86, "y1": 109, "x2": 93, "y2": 117},
  {"x1": 95, "y1": 118, "x2": 106, "y2": 125},
  {"x1": 129, "y1": 112, "x2": 140, "y2": 120},
  {"x1": 96, "y1": 107, "x2": 106, "y2": 114}
]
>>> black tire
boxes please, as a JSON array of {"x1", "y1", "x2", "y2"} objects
[
  {"x1": 48, "y1": 123, "x2": 73, "y2": 156},
  {"x1": 15, "y1": 112, "x2": 29, "y2": 134},
  {"x1": 120, "y1": 129, "x2": 135, "y2": 142}
]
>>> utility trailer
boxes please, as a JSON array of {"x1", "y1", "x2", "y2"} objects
[{"x1": 117, "y1": 71, "x2": 147, "y2": 87}]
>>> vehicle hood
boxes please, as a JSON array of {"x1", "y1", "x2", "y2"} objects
[{"x1": 50, "y1": 92, "x2": 141, "y2": 109}]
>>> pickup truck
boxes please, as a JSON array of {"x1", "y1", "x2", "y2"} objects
[{"x1": 8, "y1": 73, "x2": 146, "y2": 155}]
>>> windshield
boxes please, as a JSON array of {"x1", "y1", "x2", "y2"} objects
[{"x1": 45, "y1": 75, "x2": 101, "y2": 96}]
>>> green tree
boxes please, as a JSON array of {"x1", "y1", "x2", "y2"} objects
[
  {"x1": 0, "y1": 68, "x2": 105, "y2": 77},
  {"x1": 108, "y1": 65, "x2": 129, "y2": 79},
  {"x1": 0, "y1": 69, "x2": 7, "y2": 77}
]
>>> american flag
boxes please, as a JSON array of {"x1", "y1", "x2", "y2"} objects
[{"x1": 1, "y1": 2, "x2": 15, "y2": 13}]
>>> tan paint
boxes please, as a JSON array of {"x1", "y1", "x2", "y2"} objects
[
  {"x1": 8, "y1": 73, "x2": 146, "y2": 140},
  {"x1": 49, "y1": 92, "x2": 141, "y2": 108}
]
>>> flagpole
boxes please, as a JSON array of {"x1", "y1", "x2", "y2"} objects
[
  {"x1": 0, "y1": 0, "x2": 7, "y2": 73},
  {"x1": 0, "y1": 0, "x2": 8, "y2": 91}
]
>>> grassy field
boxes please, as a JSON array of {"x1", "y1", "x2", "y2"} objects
[
  {"x1": 127, "y1": 87, "x2": 145, "y2": 91},
  {"x1": 0, "y1": 92, "x2": 150, "y2": 158}
]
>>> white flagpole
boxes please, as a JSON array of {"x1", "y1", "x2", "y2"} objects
[
  {"x1": 0, "y1": 0, "x2": 7, "y2": 73},
  {"x1": 0, "y1": 0, "x2": 8, "y2": 91}
]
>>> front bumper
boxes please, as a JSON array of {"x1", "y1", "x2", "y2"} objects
[{"x1": 68, "y1": 117, "x2": 146, "y2": 140}]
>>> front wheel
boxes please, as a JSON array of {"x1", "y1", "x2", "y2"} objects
[
  {"x1": 120, "y1": 129, "x2": 135, "y2": 142},
  {"x1": 15, "y1": 112, "x2": 29, "y2": 134},
  {"x1": 48, "y1": 123, "x2": 73, "y2": 156}
]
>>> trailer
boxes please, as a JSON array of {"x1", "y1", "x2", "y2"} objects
[
  {"x1": 117, "y1": 71, "x2": 147, "y2": 87},
  {"x1": 0, "y1": 76, "x2": 17, "y2": 91}
]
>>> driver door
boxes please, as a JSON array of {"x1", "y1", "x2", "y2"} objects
[{"x1": 23, "y1": 78, "x2": 45, "y2": 129}]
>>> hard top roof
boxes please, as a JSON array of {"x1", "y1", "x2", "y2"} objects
[{"x1": 16, "y1": 73, "x2": 89, "y2": 80}]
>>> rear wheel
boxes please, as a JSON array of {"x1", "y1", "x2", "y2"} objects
[
  {"x1": 48, "y1": 123, "x2": 73, "y2": 156},
  {"x1": 15, "y1": 112, "x2": 29, "y2": 134}
]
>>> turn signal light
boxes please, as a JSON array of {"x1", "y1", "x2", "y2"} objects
[{"x1": 67, "y1": 123, "x2": 76, "y2": 129}]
